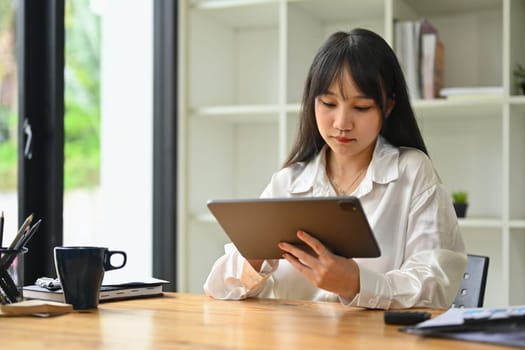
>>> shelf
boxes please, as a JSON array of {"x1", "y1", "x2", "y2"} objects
[
  {"x1": 196, "y1": 213, "x2": 503, "y2": 229},
  {"x1": 510, "y1": 95, "x2": 525, "y2": 103},
  {"x1": 413, "y1": 98, "x2": 504, "y2": 107},
  {"x1": 285, "y1": 103, "x2": 301, "y2": 113},
  {"x1": 189, "y1": 99, "x2": 508, "y2": 121},
  {"x1": 412, "y1": 98, "x2": 503, "y2": 119},
  {"x1": 290, "y1": 0, "x2": 385, "y2": 23},
  {"x1": 192, "y1": 0, "x2": 276, "y2": 8},
  {"x1": 191, "y1": 0, "x2": 279, "y2": 27},
  {"x1": 191, "y1": 104, "x2": 280, "y2": 122},
  {"x1": 401, "y1": 0, "x2": 501, "y2": 16},
  {"x1": 510, "y1": 220, "x2": 525, "y2": 229},
  {"x1": 181, "y1": 0, "x2": 525, "y2": 306},
  {"x1": 193, "y1": 213, "x2": 216, "y2": 223},
  {"x1": 284, "y1": 99, "x2": 503, "y2": 119},
  {"x1": 510, "y1": 96, "x2": 525, "y2": 113},
  {"x1": 458, "y1": 218, "x2": 502, "y2": 229},
  {"x1": 189, "y1": 99, "x2": 505, "y2": 121}
]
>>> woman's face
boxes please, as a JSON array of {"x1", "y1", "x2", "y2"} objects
[{"x1": 315, "y1": 69, "x2": 384, "y2": 160}]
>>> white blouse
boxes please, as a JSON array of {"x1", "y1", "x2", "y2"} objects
[{"x1": 204, "y1": 136, "x2": 467, "y2": 309}]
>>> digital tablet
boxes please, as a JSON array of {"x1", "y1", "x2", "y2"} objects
[{"x1": 207, "y1": 197, "x2": 381, "y2": 259}]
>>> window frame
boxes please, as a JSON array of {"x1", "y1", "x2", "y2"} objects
[
  {"x1": 17, "y1": 0, "x2": 179, "y2": 288},
  {"x1": 17, "y1": 0, "x2": 65, "y2": 283}
]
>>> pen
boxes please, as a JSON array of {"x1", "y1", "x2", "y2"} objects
[{"x1": 0, "y1": 210, "x2": 4, "y2": 248}]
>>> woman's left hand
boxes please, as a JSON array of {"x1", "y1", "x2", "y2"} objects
[{"x1": 278, "y1": 230, "x2": 360, "y2": 300}]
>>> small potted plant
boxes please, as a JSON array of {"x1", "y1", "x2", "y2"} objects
[
  {"x1": 452, "y1": 191, "x2": 468, "y2": 218},
  {"x1": 513, "y1": 63, "x2": 525, "y2": 95}
]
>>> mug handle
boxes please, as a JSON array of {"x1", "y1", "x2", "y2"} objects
[{"x1": 104, "y1": 250, "x2": 127, "y2": 271}]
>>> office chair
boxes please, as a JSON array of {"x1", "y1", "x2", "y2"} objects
[{"x1": 451, "y1": 254, "x2": 490, "y2": 308}]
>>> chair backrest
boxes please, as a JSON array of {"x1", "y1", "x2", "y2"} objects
[{"x1": 451, "y1": 254, "x2": 489, "y2": 308}]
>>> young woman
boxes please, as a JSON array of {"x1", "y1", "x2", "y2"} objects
[{"x1": 204, "y1": 28, "x2": 466, "y2": 309}]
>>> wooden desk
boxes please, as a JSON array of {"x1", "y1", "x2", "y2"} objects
[{"x1": 0, "y1": 293, "x2": 505, "y2": 349}]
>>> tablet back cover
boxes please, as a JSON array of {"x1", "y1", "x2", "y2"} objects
[{"x1": 207, "y1": 197, "x2": 380, "y2": 259}]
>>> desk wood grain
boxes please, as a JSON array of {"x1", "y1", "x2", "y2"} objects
[{"x1": 0, "y1": 293, "x2": 505, "y2": 349}]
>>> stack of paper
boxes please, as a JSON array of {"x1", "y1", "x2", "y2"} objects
[
  {"x1": 439, "y1": 86, "x2": 504, "y2": 100},
  {"x1": 402, "y1": 305, "x2": 525, "y2": 348}
]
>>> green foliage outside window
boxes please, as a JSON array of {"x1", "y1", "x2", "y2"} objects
[
  {"x1": 0, "y1": 1, "x2": 18, "y2": 190},
  {"x1": 64, "y1": 0, "x2": 101, "y2": 189},
  {"x1": 0, "y1": 109, "x2": 16, "y2": 190},
  {"x1": 0, "y1": 0, "x2": 101, "y2": 190}
]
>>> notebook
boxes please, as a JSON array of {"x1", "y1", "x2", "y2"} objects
[
  {"x1": 207, "y1": 196, "x2": 381, "y2": 259},
  {"x1": 23, "y1": 277, "x2": 168, "y2": 303}
]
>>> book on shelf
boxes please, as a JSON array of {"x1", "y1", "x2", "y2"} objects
[
  {"x1": 420, "y1": 18, "x2": 444, "y2": 99},
  {"x1": 23, "y1": 277, "x2": 169, "y2": 303},
  {"x1": 395, "y1": 19, "x2": 422, "y2": 100},
  {"x1": 394, "y1": 18, "x2": 444, "y2": 100}
]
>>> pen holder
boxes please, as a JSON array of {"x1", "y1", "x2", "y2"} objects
[{"x1": 0, "y1": 247, "x2": 27, "y2": 304}]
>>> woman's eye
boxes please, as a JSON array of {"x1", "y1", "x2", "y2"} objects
[
  {"x1": 355, "y1": 106, "x2": 372, "y2": 111},
  {"x1": 320, "y1": 100, "x2": 336, "y2": 107}
]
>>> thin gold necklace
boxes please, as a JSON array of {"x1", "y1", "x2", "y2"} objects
[{"x1": 329, "y1": 168, "x2": 366, "y2": 196}]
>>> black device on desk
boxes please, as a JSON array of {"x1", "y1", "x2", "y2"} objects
[{"x1": 384, "y1": 310, "x2": 432, "y2": 325}]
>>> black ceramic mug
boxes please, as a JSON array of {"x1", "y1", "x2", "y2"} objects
[{"x1": 54, "y1": 246, "x2": 127, "y2": 309}]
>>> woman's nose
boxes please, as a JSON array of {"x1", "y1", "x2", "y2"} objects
[{"x1": 333, "y1": 107, "x2": 353, "y2": 131}]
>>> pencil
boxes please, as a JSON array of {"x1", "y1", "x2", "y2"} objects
[
  {"x1": 0, "y1": 211, "x2": 4, "y2": 248},
  {"x1": 16, "y1": 219, "x2": 42, "y2": 250},
  {"x1": 8, "y1": 213, "x2": 33, "y2": 250}
]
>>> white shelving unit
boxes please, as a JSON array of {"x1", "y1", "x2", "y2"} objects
[{"x1": 178, "y1": 0, "x2": 525, "y2": 307}]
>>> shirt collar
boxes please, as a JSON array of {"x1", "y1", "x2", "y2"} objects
[
  {"x1": 287, "y1": 147, "x2": 326, "y2": 194},
  {"x1": 370, "y1": 136, "x2": 399, "y2": 185},
  {"x1": 288, "y1": 136, "x2": 399, "y2": 195}
]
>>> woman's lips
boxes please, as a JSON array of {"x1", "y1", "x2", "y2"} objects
[{"x1": 334, "y1": 136, "x2": 354, "y2": 143}]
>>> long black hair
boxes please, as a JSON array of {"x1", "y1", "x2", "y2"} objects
[{"x1": 283, "y1": 28, "x2": 427, "y2": 168}]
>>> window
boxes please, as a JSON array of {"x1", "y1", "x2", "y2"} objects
[
  {"x1": 63, "y1": 0, "x2": 102, "y2": 245},
  {"x1": 63, "y1": 0, "x2": 154, "y2": 280},
  {"x1": 15, "y1": 0, "x2": 174, "y2": 287},
  {"x1": 0, "y1": 0, "x2": 18, "y2": 244}
]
